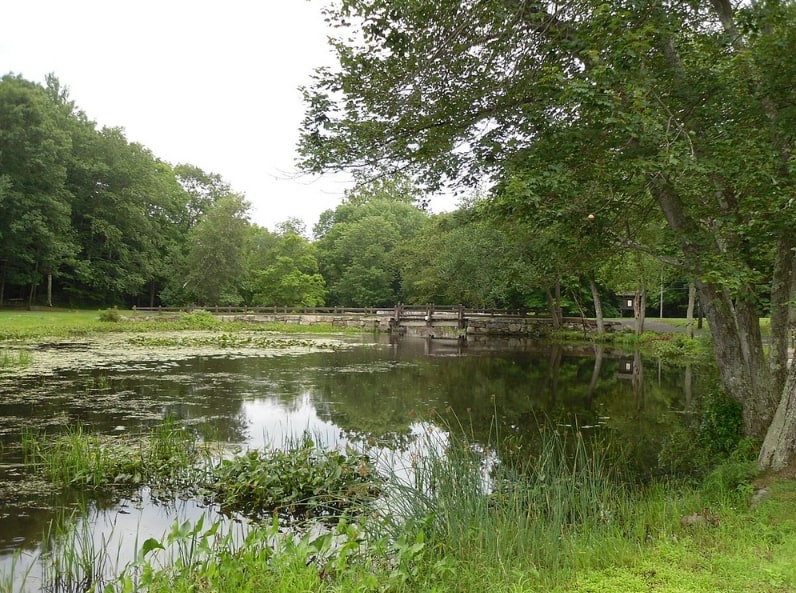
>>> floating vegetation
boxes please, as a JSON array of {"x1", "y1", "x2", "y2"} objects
[
  {"x1": 126, "y1": 333, "x2": 340, "y2": 350},
  {"x1": 21, "y1": 423, "x2": 381, "y2": 525},
  {"x1": 203, "y1": 435, "x2": 382, "y2": 521}
]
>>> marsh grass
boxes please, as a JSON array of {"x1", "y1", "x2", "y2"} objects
[
  {"x1": 38, "y1": 507, "x2": 119, "y2": 593},
  {"x1": 0, "y1": 347, "x2": 32, "y2": 368},
  {"x1": 9, "y1": 417, "x2": 796, "y2": 593},
  {"x1": 22, "y1": 418, "x2": 206, "y2": 492},
  {"x1": 374, "y1": 424, "x2": 628, "y2": 585}
]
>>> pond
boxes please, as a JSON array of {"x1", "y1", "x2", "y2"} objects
[{"x1": 0, "y1": 332, "x2": 713, "y2": 589}]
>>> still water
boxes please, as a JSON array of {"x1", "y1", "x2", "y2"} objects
[{"x1": 0, "y1": 334, "x2": 711, "y2": 587}]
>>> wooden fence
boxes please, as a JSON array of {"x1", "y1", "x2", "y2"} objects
[{"x1": 130, "y1": 304, "x2": 544, "y2": 319}]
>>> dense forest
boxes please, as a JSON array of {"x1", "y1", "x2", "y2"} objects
[{"x1": 1, "y1": 72, "x2": 690, "y2": 317}]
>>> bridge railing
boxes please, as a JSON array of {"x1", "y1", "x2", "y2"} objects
[
  {"x1": 131, "y1": 305, "x2": 386, "y2": 315},
  {"x1": 130, "y1": 304, "x2": 547, "y2": 318}
]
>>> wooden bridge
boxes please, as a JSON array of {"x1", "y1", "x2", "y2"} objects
[{"x1": 131, "y1": 304, "x2": 614, "y2": 338}]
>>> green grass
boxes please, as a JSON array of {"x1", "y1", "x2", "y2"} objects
[
  {"x1": 22, "y1": 418, "x2": 206, "y2": 491},
  {"x1": 0, "y1": 309, "x2": 368, "y2": 340},
  {"x1": 10, "y1": 422, "x2": 796, "y2": 593}
]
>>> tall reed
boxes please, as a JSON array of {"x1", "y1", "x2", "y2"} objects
[
  {"x1": 377, "y1": 422, "x2": 628, "y2": 586},
  {"x1": 0, "y1": 348, "x2": 32, "y2": 368},
  {"x1": 22, "y1": 418, "x2": 204, "y2": 491}
]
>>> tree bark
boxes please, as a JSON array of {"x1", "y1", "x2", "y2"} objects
[
  {"x1": 589, "y1": 271, "x2": 605, "y2": 335},
  {"x1": 759, "y1": 360, "x2": 796, "y2": 471},
  {"x1": 696, "y1": 280, "x2": 775, "y2": 436},
  {"x1": 686, "y1": 282, "x2": 696, "y2": 339},
  {"x1": 653, "y1": 179, "x2": 774, "y2": 437},
  {"x1": 546, "y1": 285, "x2": 562, "y2": 329},
  {"x1": 633, "y1": 288, "x2": 646, "y2": 336},
  {"x1": 769, "y1": 233, "x2": 794, "y2": 396}
]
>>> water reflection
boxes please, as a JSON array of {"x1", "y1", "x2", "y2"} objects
[{"x1": 0, "y1": 335, "x2": 715, "y2": 586}]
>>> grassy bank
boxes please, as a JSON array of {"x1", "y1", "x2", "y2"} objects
[
  {"x1": 125, "y1": 448, "x2": 796, "y2": 593},
  {"x1": 0, "y1": 308, "x2": 367, "y2": 341},
  {"x1": 10, "y1": 422, "x2": 795, "y2": 593}
]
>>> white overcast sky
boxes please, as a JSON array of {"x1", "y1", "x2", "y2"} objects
[{"x1": 1, "y1": 0, "x2": 365, "y2": 231}]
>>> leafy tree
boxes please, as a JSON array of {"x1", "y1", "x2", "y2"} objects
[
  {"x1": 399, "y1": 209, "x2": 542, "y2": 309},
  {"x1": 245, "y1": 226, "x2": 326, "y2": 307},
  {"x1": 299, "y1": 0, "x2": 796, "y2": 468},
  {"x1": 173, "y1": 164, "x2": 232, "y2": 231},
  {"x1": 166, "y1": 194, "x2": 251, "y2": 306},
  {"x1": 314, "y1": 179, "x2": 428, "y2": 306},
  {"x1": 66, "y1": 125, "x2": 182, "y2": 304},
  {"x1": 0, "y1": 74, "x2": 76, "y2": 305},
  {"x1": 274, "y1": 217, "x2": 309, "y2": 239}
]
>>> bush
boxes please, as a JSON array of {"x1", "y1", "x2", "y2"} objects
[
  {"x1": 98, "y1": 307, "x2": 121, "y2": 322},
  {"x1": 701, "y1": 460, "x2": 757, "y2": 501},
  {"x1": 178, "y1": 310, "x2": 221, "y2": 329}
]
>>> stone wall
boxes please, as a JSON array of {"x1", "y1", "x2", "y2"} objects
[
  {"x1": 221, "y1": 313, "x2": 390, "y2": 331},
  {"x1": 220, "y1": 313, "x2": 621, "y2": 337},
  {"x1": 466, "y1": 317, "x2": 623, "y2": 337}
]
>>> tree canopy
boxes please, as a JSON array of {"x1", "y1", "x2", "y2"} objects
[{"x1": 299, "y1": 0, "x2": 796, "y2": 468}]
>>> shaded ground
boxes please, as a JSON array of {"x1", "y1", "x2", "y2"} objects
[{"x1": 611, "y1": 317, "x2": 708, "y2": 335}]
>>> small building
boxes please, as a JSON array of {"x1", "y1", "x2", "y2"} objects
[{"x1": 618, "y1": 293, "x2": 636, "y2": 317}]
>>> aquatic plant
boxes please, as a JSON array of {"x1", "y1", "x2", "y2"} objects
[
  {"x1": 361, "y1": 421, "x2": 640, "y2": 586},
  {"x1": 203, "y1": 435, "x2": 382, "y2": 520},
  {"x1": 125, "y1": 333, "x2": 339, "y2": 350},
  {"x1": 0, "y1": 348, "x2": 32, "y2": 368},
  {"x1": 22, "y1": 419, "x2": 205, "y2": 492}
]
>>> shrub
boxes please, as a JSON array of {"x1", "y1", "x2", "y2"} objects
[
  {"x1": 178, "y1": 309, "x2": 221, "y2": 330},
  {"x1": 98, "y1": 307, "x2": 121, "y2": 322}
]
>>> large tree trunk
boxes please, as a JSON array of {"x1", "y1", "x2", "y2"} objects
[
  {"x1": 758, "y1": 235, "x2": 796, "y2": 470},
  {"x1": 769, "y1": 234, "x2": 794, "y2": 396},
  {"x1": 696, "y1": 280, "x2": 777, "y2": 437},
  {"x1": 589, "y1": 271, "x2": 605, "y2": 335},
  {"x1": 759, "y1": 361, "x2": 796, "y2": 471},
  {"x1": 654, "y1": 181, "x2": 776, "y2": 438}
]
